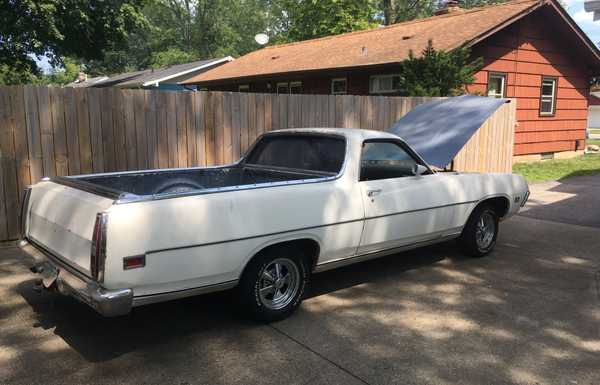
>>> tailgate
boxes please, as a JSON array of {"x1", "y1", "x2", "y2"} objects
[{"x1": 26, "y1": 181, "x2": 115, "y2": 275}]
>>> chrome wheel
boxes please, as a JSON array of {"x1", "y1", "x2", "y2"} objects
[
  {"x1": 475, "y1": 212, "x2": 496, "y2": 250},
  {"x1": 258, "y1": 258, "x2": 300, "y2": 310}
]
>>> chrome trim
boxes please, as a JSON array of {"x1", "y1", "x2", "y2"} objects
[
  {"x1": 91, "y1": 213, "x2": 108, "y2": 282},
  {"x1": 19, "y1": 239, "x2": 133, "y2": 317},
  {"x1": 146, "y1": 200, "x2": 475, "y2": 254},
  {"x1": 314, "y1": 232, "x2": 462, "y2": 273},
  {"x1": 132, "y1": 280, "x2": 238, "y2": 307}
]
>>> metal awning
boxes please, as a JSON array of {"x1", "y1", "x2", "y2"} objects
[{"x1": 386, "y1": 95, "x2": 508, "y2": 168}]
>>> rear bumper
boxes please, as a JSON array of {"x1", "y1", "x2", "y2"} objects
[{"x1": 18, "y1": 239, "x2": 133, "y2": 317}]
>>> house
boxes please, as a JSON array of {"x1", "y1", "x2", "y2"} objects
[
  {"x1": 588, "y1": 92, "x2": 600, "y2": 130},
  {"x1": 68, "y1": 57, "x2": 233, "y2": 91},
  {"x1": 65, "y1": 73, "x2": 109, "y2": 88},
  {"x1": 183, "y1": 0, "x2": 600, "y2": 161}
]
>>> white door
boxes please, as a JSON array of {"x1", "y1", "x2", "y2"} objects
[{"x1": 357, "y1": 140, "x2": 461, "y2": 255}]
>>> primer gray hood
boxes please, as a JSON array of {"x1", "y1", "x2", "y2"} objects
[{"x1": 386, "y1": 95, "x2": 508, "y2": 168}]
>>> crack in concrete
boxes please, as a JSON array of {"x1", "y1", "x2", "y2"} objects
[{"x1": 269, "y1": 324, "x2": 371, "y2": 385}]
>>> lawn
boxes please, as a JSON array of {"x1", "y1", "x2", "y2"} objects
[{"x1": 513, "y1": 153, "x2": 600, "y2": 183}]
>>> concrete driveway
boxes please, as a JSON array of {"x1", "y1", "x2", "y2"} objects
[{"x1": 1, "y1": 175, "x2": 600, "y2": 385}]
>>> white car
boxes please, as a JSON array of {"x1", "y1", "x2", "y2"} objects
[{"x1": 19, "y1": 128, "x2": 529, "y2": 321}]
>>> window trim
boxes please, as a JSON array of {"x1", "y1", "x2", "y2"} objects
[
  {"x1": 539, "y1": 76, "x2": 558, "y2": 117},
  {"x1": 331, "y1": 77, "x2": 348, "y2": 95},
  {"x1": 276, "y1": 82, "x2": 289, "y2": 94},
  {"x1": 487, "y1": 72, "x2": 507, "y2": 99},
  {"x1": 289, "y1": 81, "x2": 303, "y2": 94},
  {"x1": 358, "y1": 138, "x2": 433, "y2": 182},
  {"x1": 369, "y1": 74, "x2": 402, "y2": 94},
  {"x1": 238, "y1": 84, "x2": 249, "y2": 92}
]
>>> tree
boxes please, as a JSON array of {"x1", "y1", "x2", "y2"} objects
[
  {"x1": 150, "y1": 48, "x2": 196, "y2": 67},
  {"x1": 399, "y1": 40, "x2": 482, "y2": 96},
  {"x1": 379, "y1": 0, "x2": 439, "y2": 25},
  {"x1": 0, "y1": 0, "x2": 147, "y2": 83},
  {"x1": 269, "y1": 0, "x2": 377, "y2": 43}
]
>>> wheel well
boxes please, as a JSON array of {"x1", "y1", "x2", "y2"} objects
[
  {"x1": 479, "y1": 196, "x2": 510, "y2": 218},
  {"x1": 245, "y1": 239, "x2": 320, "y2": 274}
]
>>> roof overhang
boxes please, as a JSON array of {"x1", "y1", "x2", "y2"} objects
[{"x1": 138, "y1": 56, "x2": 234, "y2": 87}]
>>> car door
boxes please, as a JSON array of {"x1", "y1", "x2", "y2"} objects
[{"x1": 357, "y1": 139, "x2": 460, "y2": 255}]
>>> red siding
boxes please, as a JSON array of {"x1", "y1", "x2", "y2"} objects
[
  {"x1": 468, "y1": 14, "x2": 590, "y2": 156},
  {"x1": 206, "y1": 10, "x2": 592, "y2": 157}
]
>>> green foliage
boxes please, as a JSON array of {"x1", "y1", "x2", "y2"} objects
[
  {"x1": 270, "y1": 0, "x2": 377, "y2": 43},
  {"x1": 379, "y1": 0, "x2": 438, "y2": 24},
  {"x1": 513, "y1": 154, "x2": 600, "y2": 183},
  {"x1": 43, "y1": 57, "x2": 83, "y2": 85},
  {"x1": 0, "y1": 0, "x2": 148, "y2": 83},
  {"x1": 399, "y1": 40, "x2": 483, "y2": 97},
  {"x1": 150, "y1": 48, "x2": 196, "y2": 67}
]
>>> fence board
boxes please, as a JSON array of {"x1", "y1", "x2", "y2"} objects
[
  {"x1": 111, "y1": 88, "x2": 127, "y2": 171},
  {"x1": 0, "y1": 87, "x2": 16, "y2": 238},
  {"x1": 63, "y1": 87, "x2": 81, "y2": 175},
  {"x1": 99, "y1": 88, "x2": 115, "y2": 172},
  {"x1": 0, "y1": 86, "x2": 516, "y2": 241},
  {"x1": 146, "y1": 91, "x2": 159, "y2": 169},
  {"x1": 9, "y1": 87, "x2": 31, "y2": 201}
]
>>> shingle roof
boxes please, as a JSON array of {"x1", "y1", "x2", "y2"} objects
[
  {"x1": 184, "y1": 0, "x2": 597, "y2": 84},
  {"x1": 93, "y1": 57, "x2": 233, "y2": 88}
]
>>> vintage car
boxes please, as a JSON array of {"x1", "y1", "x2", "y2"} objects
[{"x1": 19, "y1": 128, "x2": 529, "y2": 321}]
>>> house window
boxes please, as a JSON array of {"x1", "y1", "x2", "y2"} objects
[
  {"x1": 238, "y1": 84, "x2": 249, "y2": 92},
  {"x1": 289, "y1": 81, "x2": 303, "y2": 94},
  {"x1": 487, "y1": 72, "x2": 506, "y2": 98},
  {"x1": 331, "y1": 78, "x2": 347, "y2": 94},
  {"x1": 540, "y1": 77, "x2": 557, "y2": 116},
  {"x1": 369, "y1": 74, "x2": 402, "y2": 94},
  {"x1": 277, "y1": 82, "x2": 289, "y2": 94}
]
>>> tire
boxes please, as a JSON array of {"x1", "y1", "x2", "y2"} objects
[
  {"x1": 239, "y1": 246, "x2": 310, "y2": 322},
  {"x1": 459, "y1": 203, "x2": 499, "y2": 257}
]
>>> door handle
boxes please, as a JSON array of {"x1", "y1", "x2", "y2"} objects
[{"x1": 367, "y1": 189, "x2": 382, "y2": 197}]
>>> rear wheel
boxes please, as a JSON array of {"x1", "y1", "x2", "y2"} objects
[
  {"x1": 459, "y1": 204, "x2": 499, "y2": 257},
  {"x1": 239, "y1": 247, "x2": 309, "y2": 322}
]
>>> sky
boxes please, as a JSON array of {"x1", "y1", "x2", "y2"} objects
[
  {"x1": 566, "y1": 0, "x2": 600, "y2": 44},
  {"x1": 34, "y1": 2, "x2": 600, "y2": 74}
]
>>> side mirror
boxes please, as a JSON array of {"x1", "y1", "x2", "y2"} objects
[{"x1": 412, "y1": 164, "x2": 428, "y2": 176}]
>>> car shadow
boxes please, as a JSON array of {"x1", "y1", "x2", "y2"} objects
[{"x1": 14, "y1": 241, "x2": 456, "y2": 362}]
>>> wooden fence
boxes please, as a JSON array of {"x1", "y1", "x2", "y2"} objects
[{"x1": 0, "y1": 85, "x2": 515, "y2": 242}]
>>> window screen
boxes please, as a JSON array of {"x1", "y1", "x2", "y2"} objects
[
  {"x1": 246, "y1": 135, "x2": 346, "y2": 174},
  {"x1": 360, "y1": 141, "x2": 419, "y2": 181}
]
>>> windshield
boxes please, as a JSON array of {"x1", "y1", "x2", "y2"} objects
[{"x1": 245, "y1": 134, "x2": 346, "y2": 174}]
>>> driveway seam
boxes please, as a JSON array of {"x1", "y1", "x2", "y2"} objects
[{"x1": 269, "y1": 324, "x2": 371, "y2": 385}]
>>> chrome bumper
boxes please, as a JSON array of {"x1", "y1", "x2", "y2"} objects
[{"x1": 18, "y1": 239, "x2": 133, "y2": 317}]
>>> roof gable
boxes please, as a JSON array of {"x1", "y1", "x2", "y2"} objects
[{"x1": 185, "y1": 0, "x2": 600, "y2": 85}]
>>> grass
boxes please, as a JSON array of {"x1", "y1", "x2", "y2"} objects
[
  {"x1": 588, "y1": 129, "x2": 600, "y2": 134},
  {"x1": 513, "y1": 153, "x2": 600, "y2": 183},
  {"x1": 588, "y1": 139, "x2": 600, "y2": 147}
]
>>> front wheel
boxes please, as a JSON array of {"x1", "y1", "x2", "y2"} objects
[
  {"x1": 459, "y1": 204, "x2": 499, "y2": 257},
  {"x1": 239, "y1": 247, "x2": 310, "y2": 322}
]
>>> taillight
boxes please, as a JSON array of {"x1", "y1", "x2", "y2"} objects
[
  {"x1": 20, "y1": 187, "x2": 32, "y2": 237},
  {"x1": 91, "y1": 213, "x2": 108, "y2": 282}
]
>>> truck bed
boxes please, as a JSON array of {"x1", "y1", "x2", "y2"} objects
[{"x1": 68, "y1": 164, "x2": 328, "y2": 197}]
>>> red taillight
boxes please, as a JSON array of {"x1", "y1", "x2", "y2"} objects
[
  {"x1": 90, "y1": 213, "x2": 108, "y2": 281},
  {"x1": 123, "y1": 255, "x2": 146, "y2": 270}
]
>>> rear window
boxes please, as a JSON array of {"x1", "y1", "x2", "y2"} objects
[{"x1": 246, "y1": 134, "x2": 346, "y2": 174}]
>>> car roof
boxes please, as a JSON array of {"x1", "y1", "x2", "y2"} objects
[{"x1": 267, "y1": 128, "x2": 403, "y2": 141}]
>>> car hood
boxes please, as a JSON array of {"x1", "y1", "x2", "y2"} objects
[{"x1": 386, "y1": 95, "x2": 508, "y2": 169}]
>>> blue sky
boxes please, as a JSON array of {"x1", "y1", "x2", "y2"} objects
[{"x1": 566, "y1": 0, "x2": 600, "y2": 44}]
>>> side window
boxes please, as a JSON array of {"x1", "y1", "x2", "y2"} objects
[{"x1": 360, "y1": 141, "x2": 420, "y2": 181}]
